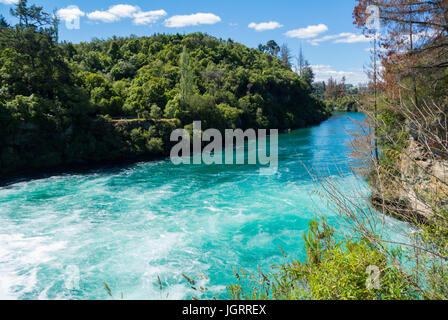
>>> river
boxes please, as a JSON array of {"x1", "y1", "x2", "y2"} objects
[{"x1": 0, "y1": 112, "x2": 409, "y2": 299}]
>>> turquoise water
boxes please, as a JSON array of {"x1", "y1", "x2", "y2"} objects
[{"x1": 0, "y1": 113, "x2": 408, "y2": 300}]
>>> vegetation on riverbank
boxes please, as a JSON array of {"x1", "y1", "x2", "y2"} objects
[
  {"x1": 0, "y1": 0, "x2": 329, "y2": 178},
  {"x1": 230, "y1": 0, "x2": 447, "y2": 300},
  {"x1": 229, "y1": 219, "x2": 418, "y2": 300},
  {"x1": 313, "y1": 77, "x2": 363, "y2": 112}
]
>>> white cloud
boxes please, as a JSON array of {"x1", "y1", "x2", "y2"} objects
[
  {"x1": 133, "y1": 10, "x2": 167, "y2": 25},
  {"x1": 248, "y1": 21, "x2": 283, "y2": 32},
  {"x1": 285, "y1": 24, "x2": 328, "y2": 39},
  {"x1": 56, "y1": 5, "x2": 85, "y2": 24},
  {"x1": 308, "y1": 34, "x2": 342, "y2": 46},
  {"x1": 0, "y1": 0, "x2": 18, "y2": 5},
  {"x1": 364, "y1": 46, "x2": 387, "y2": 53},
  {"x1": 312, "y1": 64, "x2": 368, "y2": 85},
  {"x1": 309, "y1": 32, "x2": 370, "y2": 46},
  {"x1": 107, "y1": 4, "x2": 139, "y2": 19},
  {"x1": 87, "y1": 4, "x2": 166, "y2": 25},
  {"x1": 88, "y1": 10, "x2": 118, "y2": 23},
  {"x1": 164, "y1": 13, "x2": 221, "y2": 28},
  {"x1": 334, "y1": 33, "x2": 370, "y2": 44}
]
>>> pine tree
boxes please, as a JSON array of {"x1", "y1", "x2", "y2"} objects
[
  {"x1": 108, "y1": 42, "x2": 121, "y2": 62},
  {"x1": 296, "y1": 46, "x2": 315, "y2": 86},
  {"x1": 297, "y1": 46, "x2": 306, "y2": 76},
  {"x1": 280, "y1": 43, "x2": 292, "y2": 68},
  {"x1": 0, "y1": 15, "x2": 8, "y2": 27},
  {"x1": 266, "y1": 40, "x2": 280, "y2": 56}
]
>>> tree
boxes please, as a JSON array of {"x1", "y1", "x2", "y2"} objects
[
  {"x1": 179, "y1": 46, "x2": 195, "y2": 105},
  {"x1": 296, "y1": 46, "x2": 306, "y2": 76},
  {"x1": 266, "y1": 40, "x2": 280, "y2": 56},
  {"x1": 325, "y1": 77, "x2": 337, "y2": 100},
  {"x1": 10, "y1": 0, "x2": 57, "y2": 38},
  {"x1": 301, "y1": 65, "x2": 315, "y2": 87},
  {"x1": 339, "y1": 76, "x2": 347, "y2": 96},
  {"x1": 295, "y1": 46, "x2": 314, "y2": 86},
  {"x1": 203, "y1": 68, "x2": 224, "y2": 94},
  {"x1": 313, "y1": 81, "x2": 327, "y2": 99},
  {"x1": 257, "y1": 43, "x2": 267, "y2": 53},
  {"x1": 354, "y1": 0, "x2": 448, "y2": 161},
  {"x1": 344, "y1": 1, "x2": 448, "y2": 299},
  {"x1": 354, "y1": 0, "x2": 448, "y2": 105},
  {"x1": 110, "y1": 60, "x2": 136, "y2": 81},
  {"x1": 367, "y1": 33, "x2": 381, "y2": 163},
  {"x1": 280, "y1": 43, "x2": 292, "y2": 68},
  {"x1": 108, "y1": 42, "x2": 121, "y2": 62},
  {"x1": 324, "y1": 77, "x2": 347, "y2": 100},
  {"x1": 0, "y1": 15, "x2": 8, "y2": 27},
  {"x1": 150, "y1": 104, "x2": 163, "y2": 120},
  {"x1": 0, "y1": 22, "x2": 330, "y2": 176},
  {"x1": 0, "y1": 0, "x2": 68, "y2": 99}
]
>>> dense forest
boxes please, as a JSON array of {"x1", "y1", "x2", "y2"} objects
[
  {"x1": 0, "y1": 0, "x2": 329, "y2": 178},
  {"x1": 314, "y1": 77, "x2": 363, "y2": 112}
]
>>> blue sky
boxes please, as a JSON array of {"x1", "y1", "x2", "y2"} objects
[{"x1": 0, "y1": 0, "x2": 373, "y2": 84}]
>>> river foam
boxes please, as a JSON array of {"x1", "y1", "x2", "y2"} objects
[{"x1": 0, "y1": 113, "x2": 410, "y2": 300}]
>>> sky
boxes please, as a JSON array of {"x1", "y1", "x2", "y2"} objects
[{"x1": 0, "y1": 0, "x2": 374, "y2": 85}]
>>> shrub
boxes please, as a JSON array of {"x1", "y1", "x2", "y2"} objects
[{"x1": 229, "y1": 219, "x2": 417, "y2": 300}]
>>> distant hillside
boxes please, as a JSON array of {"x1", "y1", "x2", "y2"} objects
[
  {"x1": 67, "y1": 33, "x2": 329, "y2": 128},
  {"x1": 0, "y1": 3, "x2": 329, "y2": 177}
]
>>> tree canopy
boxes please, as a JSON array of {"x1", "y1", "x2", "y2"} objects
[{"x1": 0, "y1": 1, "x2": 329, "y2": 177}]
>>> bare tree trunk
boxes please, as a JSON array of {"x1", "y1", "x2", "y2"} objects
[
  {"x1": 373, "y1": 36, "x2": 379, "y2": 163},
  {"x1": 409, "y1": 2, "x2": 419, "y2": 109}
]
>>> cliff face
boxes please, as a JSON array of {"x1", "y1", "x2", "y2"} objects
[{"x1": 393, "y1": 138, "x2": 448, "y2": 221}]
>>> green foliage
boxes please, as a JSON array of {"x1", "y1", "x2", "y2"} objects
[
  {"x1": 258, "y1": 40, "x2": 280, "y2": 57},
  {"x1": 66, "y1": 32, "x2": 329, "y2": 132},
  {"x1": 0, "y1": 15, "x2": 8, "y2": 28},
  {"x1": 296, "y1": 47, "x2": 314, "y2": 87},
  {"x1": 179, "y1": 46, "x2": 195, "y2": 105},
  {"x1": 0, "y1": 1, "x2": 329, "y2": 177},
  {"x1": 149, "y1": 105, "x2": 162, "y2": 120},
  {"x1": 326, "y1": 95, "x2": 359, "y2": 112},
  {"x1": 230, "y1": 219, "x2": 417, "y2": 300},
  {"x1": 110, "y1": 60, "x2": 136, "y2": 81},
  {"x1": 301, "y1": 66, "x2": 314, "y2": 87},
  {"x1": 303, "y1": 218, "x2": 336, "y2": 265},
  {"x1": 217, "y1": 103, "x2": 243, "y2": 129},
  {"x1": 377, "y1": 108, "x2": 408, "y2": 151}
]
